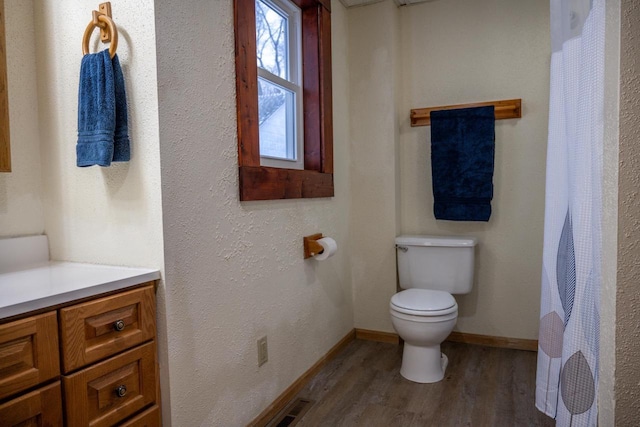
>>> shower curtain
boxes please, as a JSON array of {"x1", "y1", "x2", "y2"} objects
[{"x1": 536, "y1": 0, "x2": 604, "y2": 426}]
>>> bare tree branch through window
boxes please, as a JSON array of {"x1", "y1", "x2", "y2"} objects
[{"x1": 256, "y1": 0, "x2": 287, "y2": 125}]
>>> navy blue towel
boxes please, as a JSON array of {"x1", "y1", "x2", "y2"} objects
[
  {"x1": 430, "y1": 106, "x2": 495, "y2": 221},
  {"x1": 77, "y1": 49, "x2": 130, "y2": 167},
  {"x1": 112, "y1": 55, "x2": 130, "y2": 162}
]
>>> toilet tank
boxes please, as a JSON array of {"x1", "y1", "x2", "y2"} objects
[{"x1": 396, "y1": 235, "x2": 477, "y2": 294}]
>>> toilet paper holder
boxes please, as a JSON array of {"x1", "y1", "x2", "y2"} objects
[{"x1": 303, "y1": 233, "x2": 325, "y2": 259}]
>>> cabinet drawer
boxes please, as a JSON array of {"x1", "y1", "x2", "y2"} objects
[
  {"x1": 63, "y1": 341, "x2": 157, "y2": 427},
  {"x1": 0, "y1": 311, "x2": 60, "y2": 400},
  {"x1": 60, "y1": 285, "x2": 156, "y2": 373},
  {"x1": 120, "y1": 404, "x2": 160, "y2": 426},
  {"x1": 0, "y1": 381, "x2": 63, "y2": 426}
]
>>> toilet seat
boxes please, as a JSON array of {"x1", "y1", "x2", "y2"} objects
[{"x1": 390, "y1": 289, "x2": 457, "y2": 316}]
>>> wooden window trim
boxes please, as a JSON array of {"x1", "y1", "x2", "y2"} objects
[
  {"x1": 0, "y1": 0, "x2": 11, "y2": 173},
  {"x1": 234, "y1": 0, "x2": 333, "y2": 201}
]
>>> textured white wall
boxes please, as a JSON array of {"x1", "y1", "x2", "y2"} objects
[
  {"x1": 0, "y1": 0, "x2": 45, "y2": 237},
  {"x1": 33, "y1": 0, "x2": 164, "y2": 269},
  {"x1": 615, "y1": 0, "x2": 640, "y2": 423},
  {"x1": 398, "y1": 0, "x2": 550, "y2": 340},
  {"x1": 154, "y1": 0, "x2": 353, "y2": 425},
  {"x1": 348, "y1": 0, "x2": 401, "y2": 333}
]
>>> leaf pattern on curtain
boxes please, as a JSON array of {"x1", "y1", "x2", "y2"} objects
[
  {"x1": 581, "y1": 272, "x2": 600, "y2": 352},
  {"x1": 540, "y1": 311, "x2": 564, "y2": 358},
  {"x1": 561, "y1": 351, "x2": 596, "y2": 426},
  {"x1": 539, "y1": 311, "x2": 565, "y2": 407},
  {"x1": 557, "y1": 211, "x2": 576, "y2": 325}
]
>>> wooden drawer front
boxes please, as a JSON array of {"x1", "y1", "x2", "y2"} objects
[
  {"x1": 60, "y1": 285, "x2": 155, "y2": 373},
  {"x1": 0, "y1": 381, "x2": 63, "y2": 426},
  {"x1": 63, "y1": 341, "x2": 157, "y2": 427},
  {"x1": 0, "y1": 312, "x2": 59, "y2": 400},
  {"x1": 119, "y1": 405, "x2": 160, "y2": 427}
]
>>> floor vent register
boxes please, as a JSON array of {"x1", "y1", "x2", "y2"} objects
[{"x1": 268, "y1": 398, "x2": 315, "y2": 427}]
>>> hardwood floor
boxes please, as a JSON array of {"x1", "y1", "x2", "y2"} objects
[{"x1": 278, "y1": 340, "x2": 555, "y2": 427}]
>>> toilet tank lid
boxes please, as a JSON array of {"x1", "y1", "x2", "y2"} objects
[{"x1": 395, "y1": 235, "x2": 478, "y2": 247}]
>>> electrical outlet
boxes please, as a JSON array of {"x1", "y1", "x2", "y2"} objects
[{"x1": 257, "y1": 336, "x2": 268, "y2": 367}]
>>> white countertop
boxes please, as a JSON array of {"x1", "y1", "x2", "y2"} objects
[{"x1": 0, "y1": 261, "x2": 161, "y2": 320}]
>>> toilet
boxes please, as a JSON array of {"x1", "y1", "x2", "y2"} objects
[{"x1": 390, "y1": 235, "x2": 477, "y2": 383}]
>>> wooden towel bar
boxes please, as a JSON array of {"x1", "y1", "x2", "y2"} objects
[{"x1": 410, "y1": 99, "x2": 522, "y2": 127}]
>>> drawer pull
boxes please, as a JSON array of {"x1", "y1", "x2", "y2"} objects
[
  {"x1": 116, "y1": 385, "x2": 127, "y2": 398},
  {"x1": 113, "y1": 320, "x2": 126, "y2": 331}
]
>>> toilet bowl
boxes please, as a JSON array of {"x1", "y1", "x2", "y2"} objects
[{"x1": 390, "y1": 288, "x2": 458, "y2": 383}]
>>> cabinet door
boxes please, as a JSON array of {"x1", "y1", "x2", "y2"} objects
[
  {"x1": 60, "y1": 285, "x2": 155, "y2": 373},
  {"x1": 0, "y1": 311, "x2": 59, "y2": 400},
  {"x1": 0, "y1": 381, "x2": 63, "y2": 426},
  {"x1": 63, "y1": 341, "x2": 157, "y2": 427},
  {"x1": 119, "y1": 405, "x2": 161, "y2": 427}
]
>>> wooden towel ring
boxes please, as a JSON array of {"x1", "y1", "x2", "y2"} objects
[{"x1": 82, "y1": 14, "x2": 118, "y2": 58}]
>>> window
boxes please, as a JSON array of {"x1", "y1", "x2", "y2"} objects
[
  {"x1": 256, "y1": 0, "x2": 303, "y2": 169},
  {"x1": 234, "y1": 0, "x2": 334, "y2": 201}
]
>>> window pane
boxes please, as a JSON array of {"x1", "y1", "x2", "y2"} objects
[
  {"x1": 255, "y1": 0, "x2": 289, "y2": 80},
  {"x1": 258, "y1": 78, "x2": 296, "y2": 160}
]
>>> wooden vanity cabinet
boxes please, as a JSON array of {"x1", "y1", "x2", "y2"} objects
[
  {"x1": 64, "y1": 342, "x2": 157, "y2": 427},
  {"x1": 0, "y1": 311, "x2": 60, "y2": 401},
  {"x1": 118, "y1": 405, "x2": 161, "y2": 427},
  {"x1": 0, "y1": 282, "x2": 159, "y2": 427},
  {"x1": 59, "y1": 286, "x2": 156, "y2": 373},
  {"x1": 0, "y1": 381, "x2": 63, "y2": 426}
]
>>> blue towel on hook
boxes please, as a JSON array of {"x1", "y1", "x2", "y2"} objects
[
  {"x1": 430, "y1": 106, "x2": 495, "y2": 221},
  {"x1": 112, "y1": 54, "x2": 130, "y2": 162},
  {"x1": 77, "y1": 49, "x2": 130, "y2": 167}
]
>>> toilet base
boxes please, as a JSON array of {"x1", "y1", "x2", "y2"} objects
[{"x1": 400, "y1": 343, "x2": 448, "y2": 383}]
